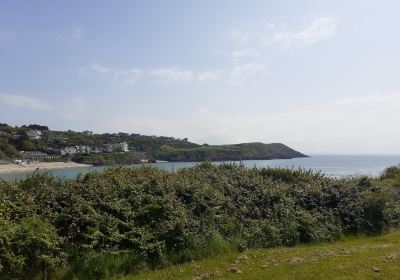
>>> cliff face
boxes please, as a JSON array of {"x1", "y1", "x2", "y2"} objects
[{"x1": 155, "y1": 142, "x2": 308, "y2": 162}]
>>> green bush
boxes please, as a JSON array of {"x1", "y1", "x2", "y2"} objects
[
  {"x1": 0, "y1": 216, "x2": 64, "y2": 279},
  {"x1": 0, "y1": 165, "x2": 399, "y2": 279},
  {"x1": 381, "y1": 165, "x2": 400, "y2": 180}
]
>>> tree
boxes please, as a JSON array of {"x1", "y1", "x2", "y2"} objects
[
  {"x1": 26, "y1": 124, "x2": 49, "y2": 131},
  {"x1": 0, "y1": 150, "x2": 6, "y2": 159},
  {"x1": 21, "y1": 140, "x2": 36, "y2": 151},
  {"x1": 3, "y1": 144, "x2": 18, "y2": 157}
]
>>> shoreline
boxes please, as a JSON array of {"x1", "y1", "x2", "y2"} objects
[{"x1": 0, "y1": 162, "x2": 93, "y2": 174}]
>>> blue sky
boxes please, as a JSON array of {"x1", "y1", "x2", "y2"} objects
[{"x1": 1, "y1": 0, "x2": 400, "y2": 154}]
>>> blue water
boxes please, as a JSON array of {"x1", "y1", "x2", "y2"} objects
[{"x1": 1, "y1": 155, "x2": 400, "y2": 181}]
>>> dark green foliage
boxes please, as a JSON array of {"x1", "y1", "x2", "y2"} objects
[
  {"x1": 21, "y1": 139, "x2": 36, "y2": 151},
  {"x1": 381, "y1": 165, "x2": 400, "y2": 180},
  {"x1": 0, "y1": 165, "x2": 400, "y2": 279},
  {"x1": 72, "y1": 151, "x2": 139, "y2": 165},
  {"x1": 0, "y1": 214, "x2": 64, "y2": 278},
  {"x1": 0, "y1": 143, "x2": 18, "y2": 157},
  {"x1": 25, "y1": 124, "x2": 49, "y2": 131}
]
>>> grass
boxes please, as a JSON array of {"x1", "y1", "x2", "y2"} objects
[{"x1": 117, "y1": 230, "x2": 400, "y2": 280}]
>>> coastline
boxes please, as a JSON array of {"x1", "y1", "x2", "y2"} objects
[{"x1": 0, "y1": 162, "x2": 93, "y2": 174}]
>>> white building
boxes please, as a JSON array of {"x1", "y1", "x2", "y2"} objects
[
  {"x1": 20, "y1": 151, "x2": 60, "y2": 160},
  {"x1": 102, "y1": 142, "x2": 129, "y2": 152},
  {"x1": 118, "y1": 142, "x2": 129, "y2": 152},
  {"x1": 63, "y1": 146, "x2": 78, "y2": 155},
  {"x1": 27, "y1": 129, "x2": 42, "y2": 140},
  {"x1": 76, "y1": 146, "x2": 91, "y2": 154}
]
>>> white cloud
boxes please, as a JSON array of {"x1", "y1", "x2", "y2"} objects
[
  {"x1": 85, "y1": 64, "x2": 221, "y2": 84},
  {"x1": 0, "y1": 94, "x2": 49, "y2": 110},
  {"x1": 231, "y1": 48, "x2": 260, "y2": 61},
  {"x1": 90, "y1": 64, "x2": 144, "y2": 85},
  {"x1": 230, "y1": 62, "x2": 266, "y2": 86},
  {"x1": 196, "y1": 71, "x2": 222, "y2": 82},
  {"x1": 273, "y1": 17, "x2": 336, "y2": 49},
  {"x1": 228, "y1": 17, "x2": 337, "y2": 61},
  {"x1": 147, "y1": 67, "x2": 194, "y2": 82},
  {"x1": 223, "y1": 17, "x2": 337, "y2": 86}
]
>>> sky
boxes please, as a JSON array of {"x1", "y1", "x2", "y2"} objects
[{"x1": 1, "y1": 0, "x2": 400, "y2": 155}]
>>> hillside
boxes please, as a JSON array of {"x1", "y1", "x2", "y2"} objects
[
  {"x1": 0, "y1": 123, "x2": 306, "y2": 164},
  {"x1": 121, "y1": 230, "x2": 400, "y2": 280},
  {"x1": 156, "y1": 142, "x2": 307, "y2": 162}
]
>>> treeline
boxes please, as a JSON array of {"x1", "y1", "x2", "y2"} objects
[
  {"x1": 72, "y1": 151, "x2": 148, "y2": 165},
  {"x1": 1, "y1": 164, "x2": 400, "y2": 279}
]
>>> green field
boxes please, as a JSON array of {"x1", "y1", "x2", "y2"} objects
[{"x1": 121, "y1": 230, "x2": 400, "y2": 280}]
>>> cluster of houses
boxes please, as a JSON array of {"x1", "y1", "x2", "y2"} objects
[
  {"x1": 19, "y1": 142, "x2": 129, "y2": 160},
  {"x1": 2, "y1": 127, "x2": 137, "y2": 162},
  {"x1": 53, "y1": 142, "x2": 129, "y2": 156}
]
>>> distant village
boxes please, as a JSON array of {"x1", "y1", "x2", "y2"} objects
[
  {"x1": 17, "y1": 129, "x2": 129, "y2": 162},
  {"x1": 1, "y1": 124, "x2": 192, "y2": 165}
]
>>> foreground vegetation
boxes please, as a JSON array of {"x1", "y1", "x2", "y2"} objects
[
  {"x1": 0, "y1": 163, "x2": 400, "y2": 279},
  {"x1": 122, "y1": 230, "x2": 400, "y2": 280}
]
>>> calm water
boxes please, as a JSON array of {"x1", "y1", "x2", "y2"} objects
[{"x1": 1, "y1": 155, "x2": 400, "y2": 181}]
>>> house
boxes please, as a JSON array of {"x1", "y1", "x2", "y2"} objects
[
  {"x1": 63, "y1": 146, "x2": 78, "y2": 155},
  {"x1": 118, "y1": 142, "x2": 129, "y2": 152},
  {"x1": 102, "y1": 144, "x2": 113, "y2": 153},
  {"x1": 27, "y1": 129, "x2": 42, "y2": 140},
  {"x1": 102, "y1": 142, "x2": 129, "y2": 152},
  {"x1": 20, "y1": 151, "x2": 60, "y2": 160},
  {"x1": 76, "y1": 146, "x2": 91, "y2": 154}
]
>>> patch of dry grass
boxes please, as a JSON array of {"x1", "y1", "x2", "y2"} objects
[{"x1": 119, "y1": 230, "x2": 400, "y2": 280}]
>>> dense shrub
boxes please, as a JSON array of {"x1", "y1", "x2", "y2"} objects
[
  {"x1": 381, "y1": 165, "x2": 400, "y2": 180},
  {"x1": 0, "y1": 164, "x2": 399, "y2": 279}
]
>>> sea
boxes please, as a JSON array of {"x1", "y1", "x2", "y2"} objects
[{"x1": 1, "y1": 155, "x2": 400, "y2": 181}]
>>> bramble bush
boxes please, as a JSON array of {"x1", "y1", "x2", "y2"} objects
[{"x1": 0, "y1": 163, "x2": 399, "y2": 279}]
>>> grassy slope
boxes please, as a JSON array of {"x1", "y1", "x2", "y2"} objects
[
  {"x1": 156, "y1": 142, "x2": 307, "y2": 162},
  {"x1": 120, "y1": 230, "x2": 400, "y2": 280}
]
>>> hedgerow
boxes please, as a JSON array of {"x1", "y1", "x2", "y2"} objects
[{"x1": 0, "y1": 164, "x2": 400, "y2": 279}]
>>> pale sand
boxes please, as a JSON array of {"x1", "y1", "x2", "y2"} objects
[{"x1": 0, "y1": 162, "x2": 92, "y2": 174}]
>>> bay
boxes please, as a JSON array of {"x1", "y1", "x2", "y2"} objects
[{"x1": 1, "y1": 155, "x2": 400, "y2": 181}]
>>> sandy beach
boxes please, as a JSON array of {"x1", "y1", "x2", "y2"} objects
[{"x1": 0, "y1": 162, "x2": 92, "y2": 174}]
